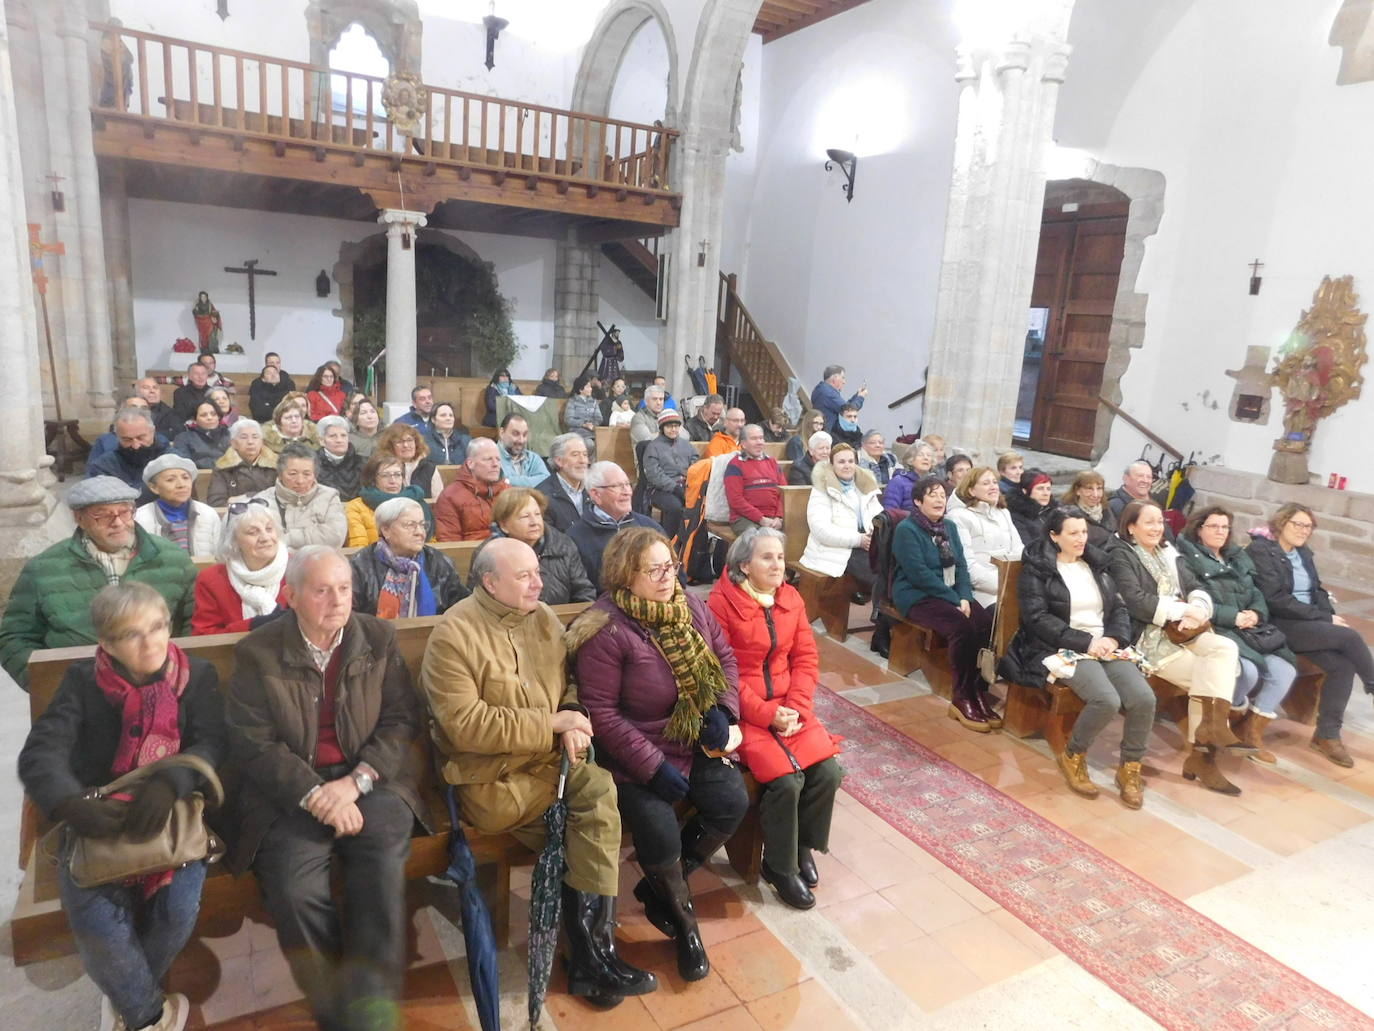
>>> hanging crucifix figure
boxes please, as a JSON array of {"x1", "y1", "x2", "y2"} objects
[{"x1": 224, "y1": 258, "x2": 277, "y2": 339}]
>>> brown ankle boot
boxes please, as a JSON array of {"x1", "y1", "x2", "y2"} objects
[
  {"x1": 1182, "y1": 744, "x2": 1241, "y2": 795},
  {"x1": 1310, "y1": 735, "x2": 1354, "y2": 768},
  {"x1": 1056, "y1": 750, "x2": 1098, "y2": 798},
  {"x1": 1114, "y1": 762, "x2": 1145, "y2": 809},
  {"x1": 1239, "y1": 711, "x2": 1276, "y2": 764},
  {"x1": 1194, "y1": 697, "x2": 1247, "y2": 750}
]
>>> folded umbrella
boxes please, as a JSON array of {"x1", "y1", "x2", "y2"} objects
[
  {"x1": 527, "y1": 748, "x2": 582, "y2": 1029},
  {"x1": 443, "y1": 786, "x2": 501, "y2": 1031}
]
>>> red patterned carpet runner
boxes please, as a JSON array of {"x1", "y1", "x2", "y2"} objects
[{"x1": 814, "y1": 686, "x2": 1374, "y2": 1030}]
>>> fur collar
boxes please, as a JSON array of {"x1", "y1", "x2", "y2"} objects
[
  {"x1": 814, "y1": 461, "x2": 878, "y2": 497},
  {"x1": 563, "y1": 605, "x2": 612, "y2": 655}
]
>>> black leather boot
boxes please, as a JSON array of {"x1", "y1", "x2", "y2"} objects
[
  {"x1": 760, "y1": 862, "x2": 816, "y2": 910},
  {"x1": 797, "y1": 847, "x2": 819, "y2": 888},
  {"x1": 869, "y1": 616, "x2": 892, "y2": 659},
  {"x1": 642, "y1": 861, "x2": 710, "y2": 981},
  {"x1": 562, "y1": 884, "x2": 657, "y2": 1004},
  {"x1": 635, "y1": 819, "x2": 736, "y2": 939}
]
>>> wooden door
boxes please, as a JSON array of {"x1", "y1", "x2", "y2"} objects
[{"x1": 1026, "y1": 203, "x2": 1127, "y2": 459}]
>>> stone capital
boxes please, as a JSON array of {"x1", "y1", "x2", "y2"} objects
[
  {"x1": 996, "y1": 39, "x2": 1032, "y2": 75},
  {"x1": 378, "y1": 208, "x2": 428, "y2": 231},
  {"x1": 953, "y1": 46, "x2": 979, "y2": 84},
  {"x1": 1041, "y1": 42, "x2": 1072, "y2": 84}
]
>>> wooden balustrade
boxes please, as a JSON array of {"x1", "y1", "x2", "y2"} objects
[
  {"x1": 716, "y1": 272, "x2": 807, "y2": 414},
  {"x1": 92, "y1": 23, "x2": 678, "y2": 195}
]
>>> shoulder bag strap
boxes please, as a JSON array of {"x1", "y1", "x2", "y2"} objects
[{"x1": 97, "y1": 753, "x2": 225, "y2": 810}]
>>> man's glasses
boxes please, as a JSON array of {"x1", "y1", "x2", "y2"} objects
[
  {"x1": 227, "y1": 497, "x2": 271, "y2": 517},
  {"x1": 82, "y1": 505, "x2": 135, "y2": 525},
  {"x1": 597, "y1": 482, "x2": 633, "y2": 492},
  {"x1": 639, "y1": 560, "x2": 679, "y2": 583}
]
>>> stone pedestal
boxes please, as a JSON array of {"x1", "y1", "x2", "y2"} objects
[
  {"x1": 1268, "y1": 447, "x2": 1310, "y2": 484},
  {"x1": 378, "y1": 208, "x2": 427, "y2": 415}
]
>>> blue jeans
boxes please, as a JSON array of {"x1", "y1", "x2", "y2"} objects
[
  {"x1": 59, "y1": 858, "x2": 206, "y2": 1030},
  {"x1": 1236, "y1": 656, "x2": 1298, "y2": 717}
]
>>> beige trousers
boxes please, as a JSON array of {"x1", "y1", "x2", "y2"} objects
[{"x1": 1154, "y1": 630, "x2": 1239, "y2": 743}]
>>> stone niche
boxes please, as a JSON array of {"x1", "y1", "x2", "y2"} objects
[{"x1": 1189, "y1": 465, "x2": 1374, "y2": 590}]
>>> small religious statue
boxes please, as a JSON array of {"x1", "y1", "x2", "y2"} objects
[
  {"x1": 1267, "y1": 274, "x2": 1368, "y2": 483},
  {"x1": 594, "y1": 324, "x2": 624, "y2": 384},
  {"x1": 192, "y1": 290, "x2": 223, "y2": 353}
]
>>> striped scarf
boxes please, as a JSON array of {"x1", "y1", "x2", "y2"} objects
[{"x1": 614, "y1": 583, "x2": 729, "y2": 744}]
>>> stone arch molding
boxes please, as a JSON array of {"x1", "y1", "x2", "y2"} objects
[
  {"x1": 571, "y1": 0, "x2": 681, "y2": 126},
  {"x1": 305, "y1": 0, "x2": 422, "y2": 73},
  {"x1": 1049, "y1": 162, "x2": 1166, "y2": 460}
]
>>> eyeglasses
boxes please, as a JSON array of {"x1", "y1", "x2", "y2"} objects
[
  {"x1": 1200, "y1": 522, "x2": 1231, "y2": 532},
  {"x1": 596, "y1": 481, "x2": 633, "y2": 492},
  {"x1": 1288, "y1": 521, "x2": 1315, "y2": 531},
  {"x1": 639, "y1": 560, "x2": 679, "y2": 582},
  {"x1": 227, "y1": 497, "x2": 271, "y2": 517},
  {"x1": 392, "y1": 519, "x2": 426, "y2": 532},
  {"x1": 82, "y1": 505, "x2": 135, "y2": 524}
]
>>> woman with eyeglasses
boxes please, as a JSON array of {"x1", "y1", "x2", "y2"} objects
[
  {"x1": 191, "y1": 499, "x2": 290, "y2": 635},
  {"x1": 1177, "y1": 505, "x2": 1299, "y2": 764},
  {"x1": 709, "y1": 526, "x2": 842, "y2": 911},
  {"x1": 473, "y1": 487, "x2": 595, "y2": 605},
  {"x1": 345, "y1": 453, "x2": 433, "y2": 547},
  {"x1": 375, "y1": 422, "x2": 442, "y2": 499},
  {"x1": 569, "y1": 527, "x2": 746, "y2": 983},
  {"x1": 264, "y1": 394, "x2": 318, "y2": 453},
  {"x1": 18, "y1": 581, "x2": 227, "y2": 1031},
  {"x1": 1247, "y1": 503, "x2": 1374, "y2": 768},
  {"x1": 349, "y1": 497, "x2": 467, "y2": 618}
]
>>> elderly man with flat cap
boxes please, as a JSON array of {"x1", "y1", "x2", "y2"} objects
[
  {"x1": 0, "y1": 477, "x2": 198, "y2": 688},
  {"x1": 421, "y1": 537, "x2": 656, "y2": 1008}
]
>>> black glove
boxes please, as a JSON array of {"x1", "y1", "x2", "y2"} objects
[
  {"x1": 124, "y1": 776, "x2": 179, "y2": 841},
  {"x1": 249, "y1": 605, "x2": 287, "y2": 630},
  {"x1": 647, "y1": 760, "x2": 689, "y2": 803},
  {"x1": 699, "y1": 706, "x2": 731, "y2": 751},
  {"x1": 53, "y1": 795, "x2": 128, "y2": 839}
]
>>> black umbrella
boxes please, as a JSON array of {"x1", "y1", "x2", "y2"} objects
[
  {"x1": 443, "y1": 786, "x2": 501, "y2": 1031},
  {"x1": 527, "y1": 748, "x2": 581, "y2": 1029}
]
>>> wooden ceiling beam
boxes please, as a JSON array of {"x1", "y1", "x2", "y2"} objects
[{"x1": 759, "y1": 0, "x2": 874, "y2": 43}]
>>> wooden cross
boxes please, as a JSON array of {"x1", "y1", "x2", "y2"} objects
[{"x1": 224, "y1": 258, "x2": 277, "y2": 339}]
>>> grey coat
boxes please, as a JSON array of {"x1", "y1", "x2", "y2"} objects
[{"x1": 641, "y1": 434, "x2": 696, "y2": 493}]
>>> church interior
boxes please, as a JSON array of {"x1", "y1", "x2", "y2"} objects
[{"x1": 3, "y1": 0, "x2": 1374, "y2": 1028}]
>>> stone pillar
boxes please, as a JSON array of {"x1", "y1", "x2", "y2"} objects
[
  {"x1": 101, "y1": 161, "x2": 136, "y2": 390},
  {"x1": 378, "y1": 208, "x2": 427, "y2": 416},
  {"x1": 0, "y1": 0, "x2": 63, "y2": 607},
  {"x1": 923, "y1": 18, "x2": 1073, "y2": 462},
  {"x1": 554, "y1": 236, "x2": 600, "y2": 382}
]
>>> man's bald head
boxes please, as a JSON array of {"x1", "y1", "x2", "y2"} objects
[
  {"x1": 723, "y1": 408, "x2": 746, "y2": 440},
  {"x1": 475, "y1": 537, "x2": 543, "y2": 613}
]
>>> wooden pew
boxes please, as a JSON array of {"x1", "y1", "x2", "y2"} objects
[
  {"x1": 687, "y1": 440, "x2": 785, "y2": 460},
  {"x1": 189, "y1": 540, "x2": 482, "y2": 581},
  {"x1": 12, "y1": 606, "x2": 589, "y2": 966},
  {"x1": 595, "y1": 426, "x2": 635, "y2": 481},
  {"x1": 194, "y1": 469, "x2": 212, "y2": 501}
]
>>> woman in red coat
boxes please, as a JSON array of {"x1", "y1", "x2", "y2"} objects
[
  {"x1": 305, "y1": 363, "x2": 346, "y2": 423},
  {"x1": 708, "y1": 525, "x2": 842, "y2": 911},
  {"x1": 191, "y1": 498, "x2": 289, "y2": 634}
]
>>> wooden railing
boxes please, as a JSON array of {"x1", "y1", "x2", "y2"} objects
[
  {"x1": 92, "y1": 24, "x2": 678, "y2": 195},
  {"x1": 716, "y1": 272, "x2": 806, "y2": 414}
]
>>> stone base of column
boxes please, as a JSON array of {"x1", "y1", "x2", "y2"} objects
[{"x1": 0, "y1": 473, "x2": 70, "y2": 618}]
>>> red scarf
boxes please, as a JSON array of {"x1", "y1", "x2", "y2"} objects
[{"x1": 95, "y1": 643, "x2": 190, "y2": 897}]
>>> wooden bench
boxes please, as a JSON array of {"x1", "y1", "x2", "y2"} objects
[
  {"x1": 792, "y1": 567, "x2": 859, "y2": 641},
  {"x1": 882, "y1": 601, "x2": 955, "y2": 698},
  {"x1": 189, "y1": 540, "x2": 481, "y2": 581},
  {"x1": 12, "y1": 607, "x2": 589, "y2": 967}
]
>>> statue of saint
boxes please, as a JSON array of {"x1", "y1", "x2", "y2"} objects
[{"x1": 193, "y1": 290, "x2": 223, "y2": 353}]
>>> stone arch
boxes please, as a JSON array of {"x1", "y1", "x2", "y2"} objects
[
  {"x1": 1046, "y1": 163, "x2": 1166, "y2": 459},
  {"x1": 305, "y1": 0, "x2": 422, "y2": 73},
  {"x1": 332, "y1": 229, "x2": 487, "y2": 376},
  {"x1": 571, "y1": 0, "x2": 680, "y2": 126}
]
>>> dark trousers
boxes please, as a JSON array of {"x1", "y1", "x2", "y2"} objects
[
  {"x1": 650, "y1": 488, "x2": 686, "y2": 541},
  {"x1": 844, "y1": 548, "x2": 876, "y2": 591},
  {"x1": 253, "y1": 789, "x2": 414, "y2": 1031},
  {"x1": 904, "y1": 597, "x2": 995, "y2": 697},
  {"x1": 617, "y1": 752, "x2": 748, "y2": 869},
  {"x1": 759, "y1": 757, "x2": 844, "y2": 876},
  {"x1": 1275, "y1": 617, "x2": 1374, "y2": 738}
]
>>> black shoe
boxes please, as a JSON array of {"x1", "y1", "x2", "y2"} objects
[
  {"x1": 797, "y1": 848, "x2": 819, "y2": 888},
  {"x1": 869, "y1": 618, "x2": 891, "y2": 659},
  {"x1": 642, "y1": 862, "x2": 710, "y2": 981},
  {"x1": 761, "y1": 863, "x2": 816, "y2": 910},
  {"x1": 850, "y1": 591, "x2": 870, "y2": 606}
]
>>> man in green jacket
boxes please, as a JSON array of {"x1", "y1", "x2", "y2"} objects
[{"x1": 0, "y1": 477, "x2": 197, "y2": 689}]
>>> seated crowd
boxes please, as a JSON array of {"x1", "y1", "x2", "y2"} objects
[{"x1": 6, "y1": 356, "x2": 1373, "y2": 1031}]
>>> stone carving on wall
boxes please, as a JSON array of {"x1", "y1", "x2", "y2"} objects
[
  {"x1": 1225, "y1": 345, "x2": 1274, "y2": 423},
  {"x1": 1268, "y1": 275, "x2": 1368, "y2": 483}
]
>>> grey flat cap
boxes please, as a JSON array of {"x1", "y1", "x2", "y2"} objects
[
  {"x1": 68, "y1": 476, "x2": 141, "y2": 509},
  {"x1": 141, "y1": 453, "x2": 198, "y2": 485}
]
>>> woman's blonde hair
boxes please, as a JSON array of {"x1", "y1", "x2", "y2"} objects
[
  {"x1": 491, "y1": 486, "x2": 548, "y2": 526},
  {"x1": 376, "y1": 422, "x2": 428, "y2": 457},
  {"x1": 1059, "y1": 469, "x2": 1106, "y2": 508},
  {"x1": 91, "y1": 582, "x2": 171, "y2": 641},
  {"x1": 955, "y1": 465, "x2": 1003, "y2": 507}
]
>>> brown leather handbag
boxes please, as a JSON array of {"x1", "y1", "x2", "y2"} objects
[
  {"x1": 50, "y1": 754, "x2": 225, "y2": 889},
  {"x1": 1163, "y1": 619, "x2": 1211, "y2": 646}
]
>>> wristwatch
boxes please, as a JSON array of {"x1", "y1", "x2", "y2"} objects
[{"x1": 351, "y1": 768, "x2": 374, "y2": 796}]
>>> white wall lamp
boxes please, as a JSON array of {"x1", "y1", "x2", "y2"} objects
[{"x1": 824, "y1": 149, "x2": 857, "y2": 203}]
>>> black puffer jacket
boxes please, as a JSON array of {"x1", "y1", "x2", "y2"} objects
[
  {"x1": 998, "y1": 539, "x2": 1132, "y2": 689},
  {"x1": 468, "y1": 527, "x2": 596, "y2": 606},
  {"x1": 1103, "y1": 535, "x2": 1206, "y2": 647},
  {"x1": 1245, "y1": 533, "x2": 1334, "y2": 622},
  {"x1": 1006, "y1": 489, "x2": 1054, "y2": 546},
  {"x1": 316, "y1": 445, "x2": 364, "y2": 501},
  {"x1": 349, "y1": 542, "x2": 469, "y2": 616}
]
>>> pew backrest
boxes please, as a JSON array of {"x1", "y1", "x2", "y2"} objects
[
  {"x1": 992, "y1": 557, "x2": 1022, "y2": 657},
  {"x1": 190, "y1": 539, "x2": 483, "y2": 580}
]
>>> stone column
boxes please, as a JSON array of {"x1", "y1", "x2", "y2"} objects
[
  {"x1": 554, "y1": 236, "x2": 600, "y2": 382},
  {"x1": 0, "y1": 0, "x2": 63, "y2": 606},
  {"x1": 923, "y1": 19, "x2": 1073, "y2": 461},
  {"x1": 101, "y1": 161, "x2": 137, "y2": 390},
  {"x1": 378, "y1": 208, "x2": 427, "y2": 417}
]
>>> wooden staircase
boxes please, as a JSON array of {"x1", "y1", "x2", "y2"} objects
[
  {"x1": 600, "y1": 237, "x2": 660, "y2": 298},
  {"x1": 716, "y1": 273, "x2": 807, "y2": 414}
]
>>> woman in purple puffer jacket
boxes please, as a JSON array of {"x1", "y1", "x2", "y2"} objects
[{"x1": 569, "y1": 527, "x2": 745, "y2": 985}]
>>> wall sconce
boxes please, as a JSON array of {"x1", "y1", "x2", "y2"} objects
[
  {"x1": 483, "y1": 2, "x2": 508, "y2": 71},
  {"x1": 824, "y1": 149, "x2": 857, "y2": 203},
  {"x1": 316, "y1": 270, "x2": 330, "y2": 298},
  {"x1": 1249, "y1": 258, "x2": 1264, "y2": 296}
]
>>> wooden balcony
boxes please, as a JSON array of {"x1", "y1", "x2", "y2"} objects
[{"x1": 91, "y1": 24, "x2": 680, "y2": 241}]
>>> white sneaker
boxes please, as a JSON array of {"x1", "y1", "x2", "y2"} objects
[
  {"x1": 98, "y1": 996, "x2": 125, "y2": 1031},
  {"x1": 148, "y1": 994, "x2": 189, "y2": 1031}
]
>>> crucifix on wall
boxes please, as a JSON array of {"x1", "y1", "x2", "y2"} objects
[{"x1": 224, "y1": 258, "x2": 277, "y2": 339}]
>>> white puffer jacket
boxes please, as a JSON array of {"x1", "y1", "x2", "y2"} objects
[
  {"x1": 799, "y1": 463, "x2": 883, "y2": 578},
  {"x1": 135, "y1": 500, "x2": 223, "y2": 558},
  {"x1": 946, "y1": 499, "x2": 1023, "y2": 606}
]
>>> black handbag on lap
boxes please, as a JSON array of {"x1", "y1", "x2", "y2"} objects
[{"x1": 1236, "y1": 623, "x2": 1287, "y2": 654}]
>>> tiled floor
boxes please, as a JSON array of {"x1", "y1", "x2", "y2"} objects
[{"x1": 4, "y1": 588, "x2": 1374, "y2": 1029}]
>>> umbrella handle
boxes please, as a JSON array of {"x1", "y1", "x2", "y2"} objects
[{"x1": 556, "y1": 742, "x2": 595, "y2": 801}]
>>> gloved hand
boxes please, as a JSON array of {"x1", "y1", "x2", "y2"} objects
[
  {"x1": 53, "y1": 795, "x2": 128, "y2": 839},
  {"x1": 648, "y1": 759, "x2": 690, "y2": 803},
  {"x1": 249, "y1": 605, "x2": 287, "y2": 630},
  {"x1": 699, "y1": 706, "x2": 731, "y2": 751},
  {"x1": 124, "y1": 776, "x2": 179, "y2": 841}
]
